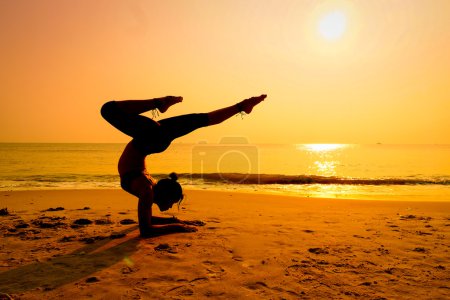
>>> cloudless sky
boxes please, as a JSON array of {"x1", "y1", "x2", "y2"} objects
[{"x1": 1, "y1": 0, "x2": 449, "y2": 144}]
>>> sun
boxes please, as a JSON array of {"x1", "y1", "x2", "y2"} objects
[{"x1": 318, "y1": 10, "x2": 347, "y2": 41}]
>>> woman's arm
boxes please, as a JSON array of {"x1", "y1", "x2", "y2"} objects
[
  {"x1": 138, "y1": 193, "x2": 197, "y2": 237},
  {"x1": 137, "y1": 193, "x2": 153, "y2": 235}
]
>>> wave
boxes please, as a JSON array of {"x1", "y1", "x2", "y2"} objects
[
  {"x1": 1, "y1": 173, "x2": 449, "y2": 187},
  {"x1": 185, "y1": 173, "x2": 450, "y2": 186},
  {"x1": 1, "y1": 174, "x2": 119, "y2": 183}
]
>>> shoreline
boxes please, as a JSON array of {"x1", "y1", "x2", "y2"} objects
[
  {"x1": 1, "y1": 189, "x2": 449, "y2": 299},
  {"x1": 1, "y1": 186, "x2": 450, "y2": 202}
]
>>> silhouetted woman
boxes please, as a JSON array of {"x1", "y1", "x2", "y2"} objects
[{"x1": 101, "y1": 94, "x2": 266, "y2": 236}]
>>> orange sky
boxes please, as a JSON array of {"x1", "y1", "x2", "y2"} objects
[{"x1": 1, "y1": 0, "x2": 449, "y2": 144}]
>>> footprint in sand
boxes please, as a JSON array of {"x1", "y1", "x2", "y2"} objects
[
  {"x1": 14, "y1": 221, "x2": 30, "y2": 229},
  {"x1": 232, "y1": 255, "x2": 244, "y2": 262},
  {"x1": 416, "y1": 230, "x2": 432, "y2": 236},
  {"x1": 245, "y1": 281, "x2": 268, "y2": 290},
  {"x1": 42, "y1": 207, "x2": 65, "y2": 212},
  {"x1": 412, "y1": 247, "x2": 427, "y2": 253},
  {"x1": 72, "y1": 218, "x2": 92, "y2": 225},
  {"x1": 206, "y1": 218, "x2": 221, "y2": 223},
  {"x1": 154, "y1": 243, "x2": 177, "y2": 254},
  {"x1": 202, "y1": 260, "x2": 225, "y2": 278},
  {"x1": 308, "y1": 247, "x2": 329, "y2": 255},
  {"x1": 167, "y1": 286, "x2": 194, "y2": 296},
  {"x1": 119, "y1": 218, "x2": 137, "y2": 225},
  {"x1": 33, "y1": 217, "x2": 67, "y2": 229},
  {"x1": 189, "y1": 277, "x2": 209, "y2": 284},
  {"x1": 387, "y1": 224, "x2": 399, "y2": 228},
  {"x1": 227, "y1": 249, "x2": 244, "y2": 262}
]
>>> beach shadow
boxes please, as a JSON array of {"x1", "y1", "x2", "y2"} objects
[{"x1": 0, "y1": 226, "x2": 140, "y2": 294}]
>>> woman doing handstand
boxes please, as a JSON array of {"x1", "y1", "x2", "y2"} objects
[{"x1": 101, "y1": 94, "x2": 266, "y2": 236}]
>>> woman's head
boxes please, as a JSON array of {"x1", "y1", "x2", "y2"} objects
[{"x1": 153, "y1": 172, "x2": 184, "y2": 211}]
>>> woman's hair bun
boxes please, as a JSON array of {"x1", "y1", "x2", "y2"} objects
[{"x1": 169, "y1": 172, "x2": 178, "y2": 181}]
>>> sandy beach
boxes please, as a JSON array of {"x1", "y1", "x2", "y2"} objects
[{"x1": 0, "y1": 189, "x2": 449, "y2": 299}]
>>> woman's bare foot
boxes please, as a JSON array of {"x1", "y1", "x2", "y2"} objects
[
  {"x1": 238, "y1": 94, "x2": 267, "y2": 114},
  {"x1": 158, "y1": 96, "x2": 183, "y2": 113}
]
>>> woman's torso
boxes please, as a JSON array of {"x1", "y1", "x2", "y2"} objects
[{"x1": 118, "y1": 141, "x2": 147, "y2": 176}]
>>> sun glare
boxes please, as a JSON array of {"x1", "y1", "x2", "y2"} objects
[
  {"x1": 318, "y1": 10, "x2": 347, "y2": 41},
  {"x1": 299, "y1": 144, "x2": 349, "y2": 152}
]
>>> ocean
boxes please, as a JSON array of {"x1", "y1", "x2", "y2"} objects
[{"x1": 0, "y1": 142, "x2": 449, "y2": 201}]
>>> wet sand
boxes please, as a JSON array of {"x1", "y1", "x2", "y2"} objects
[{"x1": 0, "y1": 189, "x2": 449, "y2": 299}]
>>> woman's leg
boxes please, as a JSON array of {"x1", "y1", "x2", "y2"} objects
[
  {"x1": 100, "y1": 96, "x2": 182, "y2": 138},
  {"x1": 207, "y1": 94, "x2": 266, "y2": 125},
  {"x1": 114, "y1": 96, "x2": 182, "y2": 115},
  {"x1": 158, "y1": 94, "x2": 267, "y2": 141}
]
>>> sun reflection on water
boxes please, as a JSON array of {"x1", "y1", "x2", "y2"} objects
[
  {"x1": 298, "y1": 144, "x2": 351, "y2": 152},
  {"x1": 295, "y1": 144, "x2": 352, "y2": 179},
  {"x1": 314, "y1": 160, "x2": 338, "y2": 176}
]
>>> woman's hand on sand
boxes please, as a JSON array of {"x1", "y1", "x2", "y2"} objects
[
  {"x1": 182, "y1": 220, "x2": 206, "y2": 226},
  {"x1": 170, "y1": 217, "x2": 205, "y2": 226},
  {"x1": 179, "y1": 224, "x2": 198, "y2": 232},
  {"x1": 141, "y1": 223, "x2": 197, "y2": 237}
]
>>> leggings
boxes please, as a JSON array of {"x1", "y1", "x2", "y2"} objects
[{"x1": 101, "y1": 101, "x2": 210, "y2": 154}]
